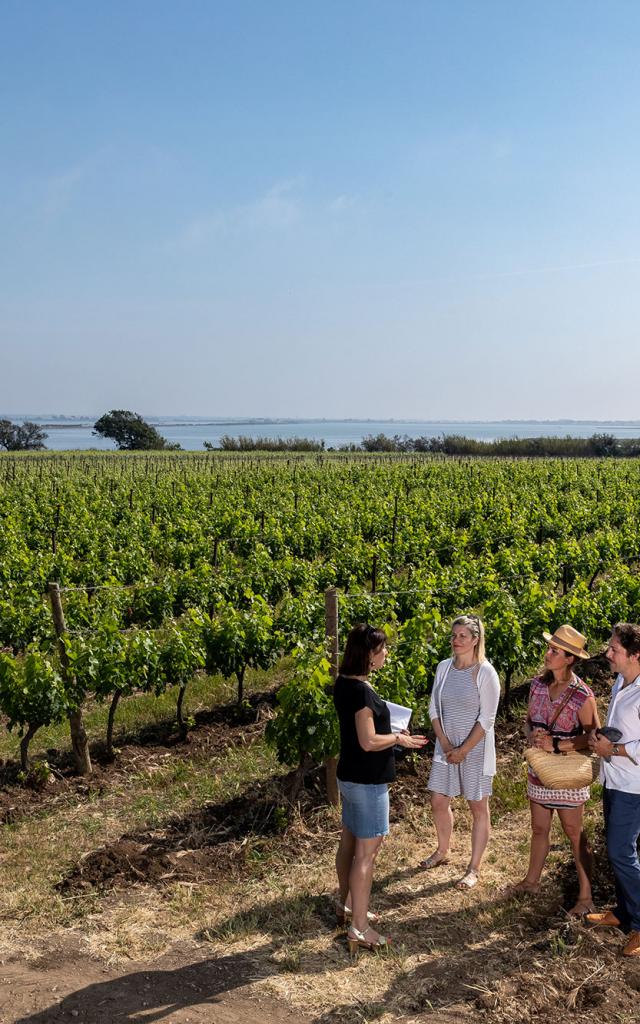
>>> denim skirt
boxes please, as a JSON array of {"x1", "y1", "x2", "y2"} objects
[{"x1": 338, "y1": 780, "x2": 390, "y2": 839}]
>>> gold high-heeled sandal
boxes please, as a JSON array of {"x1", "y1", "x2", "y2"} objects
[{"x1": 347, "y1": 925, "x2": 390, "y2": 957}]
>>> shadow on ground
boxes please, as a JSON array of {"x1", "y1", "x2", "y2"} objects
[{"x1": 10, "y1": 945, "x2": 299, "y2": 1024}]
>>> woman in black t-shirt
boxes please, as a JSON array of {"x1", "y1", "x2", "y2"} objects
[{"x1": 334, "y1": 623, "x2": 427, "y2": 954}]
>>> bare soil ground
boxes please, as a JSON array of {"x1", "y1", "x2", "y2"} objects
[
  {"x1": 1, "y1": 939, "x2": 304, "y2": 1024},
  {"x1": 2, "y1": 685, "x2": 640, "y2": 1024}
]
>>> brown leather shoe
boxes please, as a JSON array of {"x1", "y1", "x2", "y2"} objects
[
  {"x1": 585, "y1": 910, "x2": 622, "y2": 928},
  {"x1": 623, "y1": 931, "x2": 640, "y2": 957}
]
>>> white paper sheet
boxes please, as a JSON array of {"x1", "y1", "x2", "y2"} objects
[{"x1": 384, "y1": 700, "x2": 412, "y2": 733}]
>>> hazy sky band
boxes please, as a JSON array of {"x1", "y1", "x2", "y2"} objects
[{"x1": 2, "y1": 1, "x2": 639, "y2": 418}]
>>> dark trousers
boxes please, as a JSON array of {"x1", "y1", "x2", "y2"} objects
[{"x1": 603, "y1": 786, "x2": 640, "y2": 933}]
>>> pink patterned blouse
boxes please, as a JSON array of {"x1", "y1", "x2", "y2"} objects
[{"x1": 526, "y1": 675, "x2": 595, "y2": 807}]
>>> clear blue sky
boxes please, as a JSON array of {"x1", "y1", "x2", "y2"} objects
[{"x1": 2, "y1": 0, "x2": 639, "y2": 419}]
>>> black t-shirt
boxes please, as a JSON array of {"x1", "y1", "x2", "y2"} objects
[{"x1": 334, "y1": 675, "x2": 396, "y2": 784}]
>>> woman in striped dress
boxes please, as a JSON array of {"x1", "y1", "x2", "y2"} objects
[
  {"x1": 507, "y1": 624, "x2": 600, "y2": 915},
  {"x1": 421, "y1": 615, "x2": 501, "y2": 889}
]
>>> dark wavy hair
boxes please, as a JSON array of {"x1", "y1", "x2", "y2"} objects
[
  {"x1": 612, "y1": 622, "x2": 640, "y2": 659},
  {"x1": 339, "y1": 623, "x2": 387, "y2": 677}
]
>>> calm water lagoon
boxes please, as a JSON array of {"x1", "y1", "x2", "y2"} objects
[{"x1": 15, "y1": 418, "x2": 640, "y2": 452}]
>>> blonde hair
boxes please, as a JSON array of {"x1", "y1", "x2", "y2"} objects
[{"x1": 452, "y1": 614, "x2": 486, "y2": 663}]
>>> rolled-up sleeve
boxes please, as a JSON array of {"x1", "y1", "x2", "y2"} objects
[{"x1": 478, "y1": 664, "x2": 501, "y2": 732}]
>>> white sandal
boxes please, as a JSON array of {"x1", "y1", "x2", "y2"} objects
[{"x1": 456, "y1": 867, "x2": 479, "y2": 890}]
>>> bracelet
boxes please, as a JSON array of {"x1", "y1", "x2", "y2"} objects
[{"x1": 552, "y1": 736, "x2": 561, "y2": 754}]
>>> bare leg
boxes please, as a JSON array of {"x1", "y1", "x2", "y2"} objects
[
  {"x1": 507, "y1": 800, "x2": 552, "y2": 893},
  {"x1": 467, "y1": 797, "x2": 491, "y2": 872},
  {"x1": 558, "y1": 805, "x2": 593, "y2": 914},
  {"x1": 349, "y1": 835, "x2": 384, "y2": 938},
  {"x1": 427, "y1": 791, "x2": 453, "y2": 862},
  {"x1": 335, "y1": 826, "x2": 356, "y2": 908}
]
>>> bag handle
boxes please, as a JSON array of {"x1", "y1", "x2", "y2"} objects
[{"x1": 546, "y1": 678, "x2": 579, "y2": 733}]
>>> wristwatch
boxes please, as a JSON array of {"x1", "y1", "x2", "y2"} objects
[{"x1": 552, "y1": 736, "x2": 562, "y2": 754}]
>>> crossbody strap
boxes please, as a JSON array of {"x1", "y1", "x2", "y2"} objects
[{"x1": 547, "y1": 679, "x2": 579, "y2": 733}]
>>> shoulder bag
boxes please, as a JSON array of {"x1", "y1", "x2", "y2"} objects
[{"x1": 524, "y1": 680, "x2": 599, "y2": 790}]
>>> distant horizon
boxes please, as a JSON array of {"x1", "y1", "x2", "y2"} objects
[
  {"x1": 4, "y1": 413, "x2": 640, "y2": 427},
  {"x1": 7, "y1": 414, "x2": 640, "y2": 452}
]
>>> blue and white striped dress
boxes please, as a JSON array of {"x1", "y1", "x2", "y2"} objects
[{"x1": 428, "y1": 665, "x2": 493, "y2": 801}]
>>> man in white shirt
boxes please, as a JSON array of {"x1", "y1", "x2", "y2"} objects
[{"x1": 587, "y1": 622, "x2": 640, "y2": 957}]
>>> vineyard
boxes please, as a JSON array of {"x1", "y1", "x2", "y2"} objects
[
  {"x1": 1, "y1": 451, "x2": 640, "y2": 773},
  {"x1": 2, "y1": 451, "x2": 640, "y2": 1023}
]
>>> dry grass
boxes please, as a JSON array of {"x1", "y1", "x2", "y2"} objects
[
  {"x1": 0, "y1": 737, "x2": 279, "y2": 948},
  {"x1": 3, "y1": 705, "x2": 640, "y2": 1022}
]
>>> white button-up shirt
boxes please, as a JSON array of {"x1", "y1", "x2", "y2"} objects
[{"x1": 601, "y1": 673, "x2": 640, "y2": 794}]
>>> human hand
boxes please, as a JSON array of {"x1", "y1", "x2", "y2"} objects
[
  {"x1": 589, "y1": 732, "x2": 614, "y2": 757},
  {"x1": 533, "y1": 731, "x2": 554, "y2": 752},
  {"x1": 446, "y1": 746, "x2": 466, "y2": 764},
  {"x1": 527, "y1": 728, "x2": 547, "y2": 750},
  {"x1": 397, "y1": 732, "x2": 429, "y2": 750}
]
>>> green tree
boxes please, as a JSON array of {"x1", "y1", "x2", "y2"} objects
[
  {"x1": 0, "y1": 651, "x2": 69, "y2": 769},
  {"x1": 589, "y1": 433, "x2": 620, "y2": 457},
  {"x1": 266, "y1": 650, "x2": 337, "y2": 767},
  {"x1": 204, "y1": 596, "x2": 280, "y2": 704},
  {"x1": 484, "y1": 591, "x2": 528, "y2": 713},
  {"x1": 158, "y1": 612, "x2": 206, "y2": 736},
  {"x1": 93, "y1": 410, "x2": 177, "y2": 450},
  {"x1": 64, "y1": 624, "x2": 129, "y2": 760},
  {"x1": 0, "y1": 420, "x2": 47, "y2": 451}
]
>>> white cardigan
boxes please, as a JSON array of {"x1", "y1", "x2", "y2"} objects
[{"x1": 428, "y1": 658, "x2": 501, "y2": 777}]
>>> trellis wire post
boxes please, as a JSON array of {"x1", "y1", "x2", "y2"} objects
[
  {"x1": 47, "y1": 582, "x2": 92, "y2": 777},
  {"x1": 324, "y1": 586, "x2": 340, "y2": 806}
]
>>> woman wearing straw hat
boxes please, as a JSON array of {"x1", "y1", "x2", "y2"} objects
[{"x1": 506, "y1": 624, "x2": 600, "y2": 915}]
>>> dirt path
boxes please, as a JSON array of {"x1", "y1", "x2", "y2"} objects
[
  {"x1": 0, "y1": 951, "x2": 477, "y2": 1024},
  {"x1": 0, "y1": 945, "x2": 306, "y2": 1024}
]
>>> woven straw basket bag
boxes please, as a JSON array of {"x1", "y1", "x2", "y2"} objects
[{"x1": 524, "y1": 747, "x2": 600, "y2": 789}]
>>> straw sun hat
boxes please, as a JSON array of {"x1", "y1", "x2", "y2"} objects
[{"x1": 542, "y1": 624, "x2": 590, "y2": 660}]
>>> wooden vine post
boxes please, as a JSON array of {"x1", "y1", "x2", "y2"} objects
[
  {"x1": 48, "y1": 582, "x2": 92, "y2": 777},
  {"x1": 324, "y1": 586, "x2": 340, "y2": 806}
]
